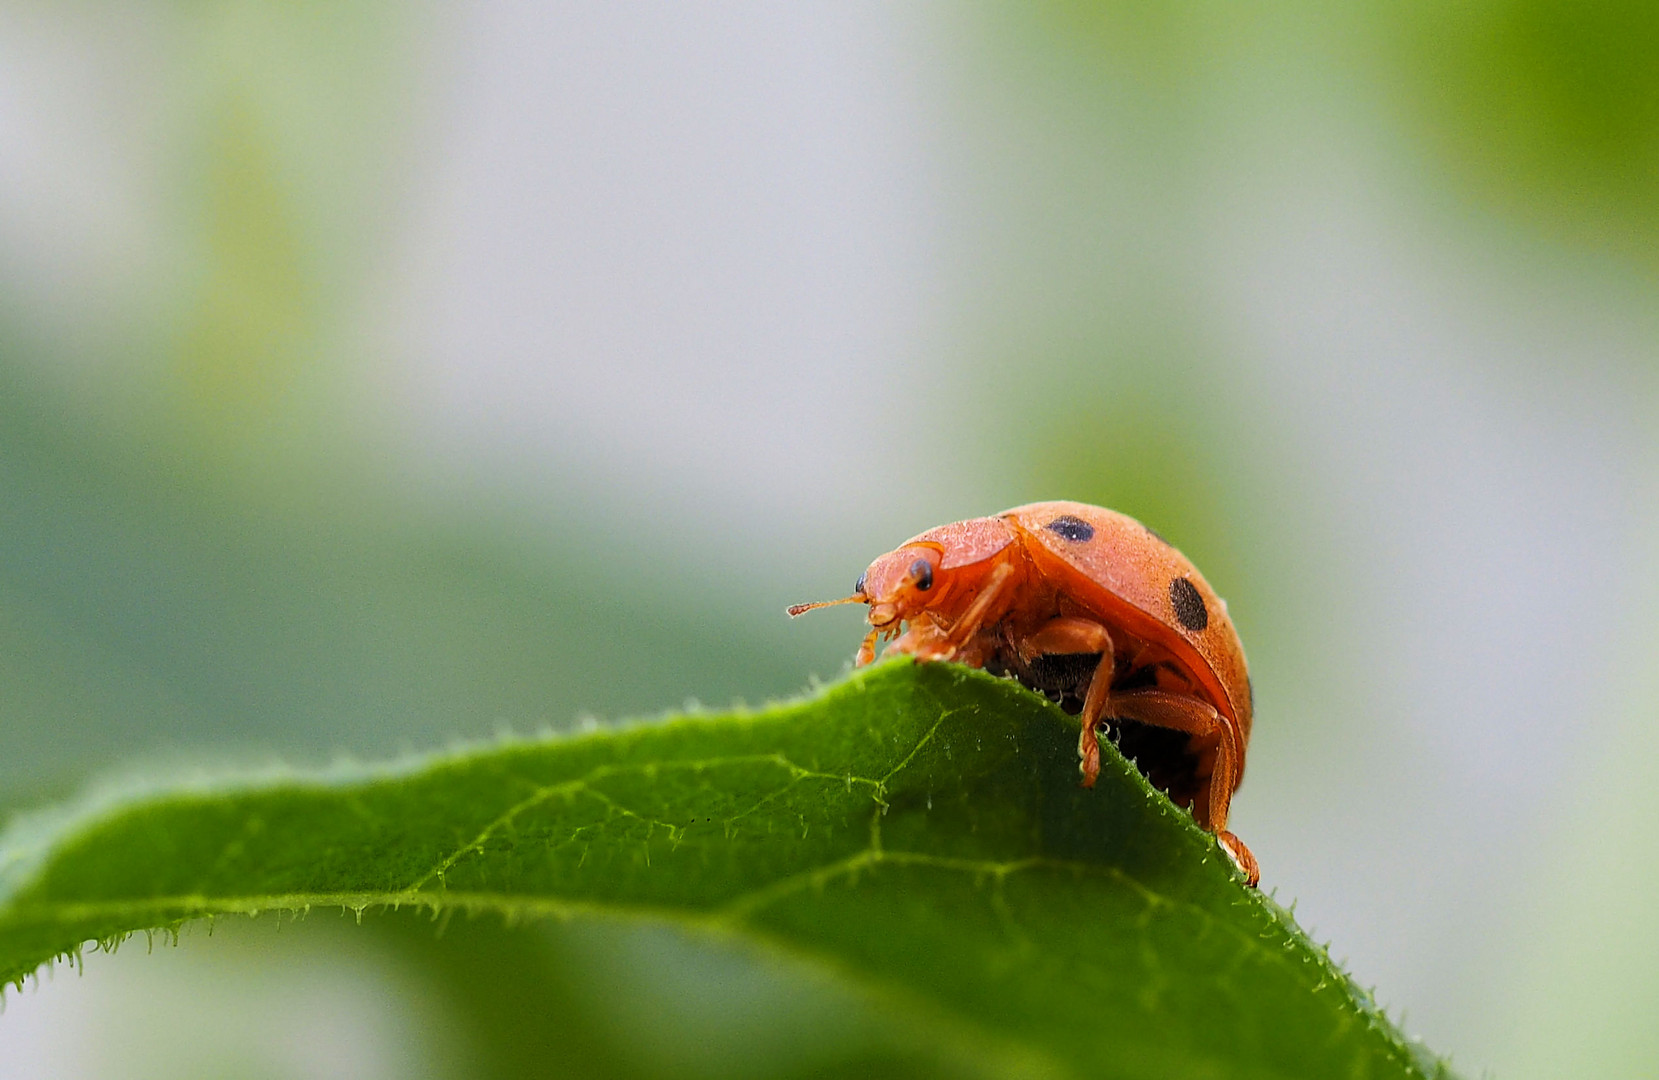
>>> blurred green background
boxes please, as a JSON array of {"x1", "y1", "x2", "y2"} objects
[{"x1": 2, "y1": 3, "x2": 1656, "y2": 1077}]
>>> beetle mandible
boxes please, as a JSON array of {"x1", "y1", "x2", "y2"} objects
[{"x1": 789, "y1": 500, "x2": 1258, "y2": 885}]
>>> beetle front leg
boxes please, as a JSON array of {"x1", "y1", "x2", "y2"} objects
[
  {"x1": 911, "y1": 561, "x2": 1017, "y2": 662},
  {"x1": 855, "y1": 627, "x2": 882, "y2": 666},
  {"x1": 882, "y1": 616, "x2": 946, "y2": 660}
]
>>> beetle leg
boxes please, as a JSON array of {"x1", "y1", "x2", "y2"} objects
[
  {"x1": 883, "y1": 616, "x2": 947, "y2": 660},
  {"x1": 855, "y1": 627, "x2": 882, "y2": 666},
  {"x1": 1018, "y1": 616, "x2": 1112, "y2": 662},
  {"x1": 1016, "y1": 618, "x2": 1119, "y2": 788},
  {"x1": 1108, "y1": 689, "x2": 1258, "y2": 886},
  {"x1": 917, "y1": 560, "x2": 1018, "y2": 661},
  {"x1": 1109, "y1": 689, "x2": 1236, "y2": 821},
  {"x1": 1217, "y1": 831, "x2": 1260, "y2": 887},
  {"x1": 1074, "y1": 628, "x2": 1117, "y2": 790}
]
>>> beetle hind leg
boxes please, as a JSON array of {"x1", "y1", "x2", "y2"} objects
[
  {"x1": 1217, "y1": 831, "x2": 1259, "y2": 886},
  {"x1": 1110, "y1": 688, "x2": 1258, "y2": 886}
]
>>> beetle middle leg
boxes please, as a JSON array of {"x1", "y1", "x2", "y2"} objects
[{"x1": 1020, "y1": 617, "x2": 1117, "y2": 789}]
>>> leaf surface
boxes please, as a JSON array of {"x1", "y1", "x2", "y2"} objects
[{"x1": 0, "y1": 661, "x2": 1448, "y2": 1080}]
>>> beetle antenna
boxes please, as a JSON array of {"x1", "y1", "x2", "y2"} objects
[{"x1": 786, "y1": 593, "x2": 864, "y2": 617}]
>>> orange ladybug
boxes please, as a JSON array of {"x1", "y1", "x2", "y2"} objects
[{"x1": 789, "y1": 501, "x2": 1258, "y2": 885}]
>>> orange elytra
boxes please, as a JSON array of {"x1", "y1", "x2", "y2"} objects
[{"x1": 789, "y1": 500, "x2": 1258, "y2": 885}]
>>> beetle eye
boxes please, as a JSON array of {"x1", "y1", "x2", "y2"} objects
[
  {"x1": 854, "y1": 572, "x2": 867, "y2": 596},
  {"x1": 909, "y1": 559, "x2": 933, "y2": 591}
]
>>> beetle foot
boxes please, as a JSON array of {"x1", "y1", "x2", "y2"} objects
[
  {"x1": 1077, "y1": 719, "x2": 1101, "y2": 788},
  {"x1": 1218, "y1": 830, "x2": 1260, "y2": 887}
]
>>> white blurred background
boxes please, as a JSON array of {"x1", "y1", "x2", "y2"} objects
[{"x1": 2, "y1": 4, "x2": 1656, "y2": 1077}]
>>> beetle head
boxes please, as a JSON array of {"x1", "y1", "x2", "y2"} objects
[
  {"x1": 856, "y1": 544, "x2": 944, "y2": 629},
  {"x1": 786, "y1": 544, "x2": 946, "y2": 629}
]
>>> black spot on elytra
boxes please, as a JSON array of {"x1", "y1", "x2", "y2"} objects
[
  {"x1": 1247, "y1": 675, "x2": 1254, "y2": 711},
  {"x1": 1143, "y1": 523, "x2": 1170, "y2": 546},
  {"x1": 1169, "y1": 576, "x2": 1208, "y2": 631},
  {"x1": 1045, "y1": 514, "x2": 1095, "y2": 542}
]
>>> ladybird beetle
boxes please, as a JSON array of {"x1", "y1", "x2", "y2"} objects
[{"x1": 789, "y1": 501, "x2": 1258, "y2": 885}]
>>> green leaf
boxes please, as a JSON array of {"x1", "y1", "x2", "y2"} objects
[{"x1": 0, "y1": 661, "x2": 1449, "y2": 1080}]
